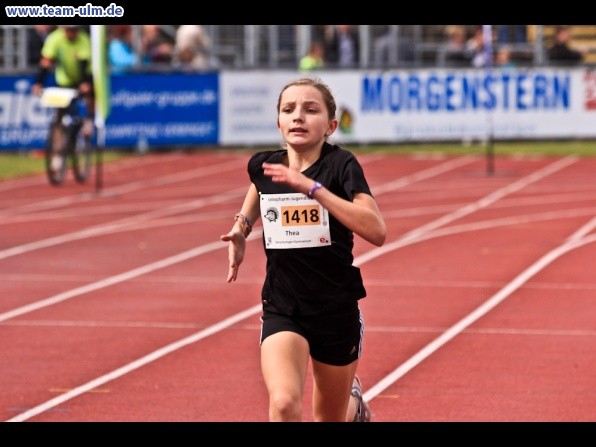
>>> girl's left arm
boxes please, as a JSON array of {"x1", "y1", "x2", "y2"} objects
[
  {"x1": 312, "y1": 187, "x2": 386, "y2": 247},
  {"x1": 262, "y1": 162, "x2": 386, "y2": 246}
]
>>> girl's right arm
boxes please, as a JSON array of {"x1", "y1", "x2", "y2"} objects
[{"x1": 220, "y1": 184, "x2": 260, "y2": 282}]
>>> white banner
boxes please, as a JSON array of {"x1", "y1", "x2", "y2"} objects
[{"x1": 220, "y1": 68, "x2": 596, "y2": 145}]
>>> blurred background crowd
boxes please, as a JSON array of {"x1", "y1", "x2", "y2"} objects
[{"x1": 3, "y1": 24, "x2": 595, "y2": 74}]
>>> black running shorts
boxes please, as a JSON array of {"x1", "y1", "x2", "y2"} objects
[{"x1": 260, "y1": 301, "x2": 363, "y2": 366}]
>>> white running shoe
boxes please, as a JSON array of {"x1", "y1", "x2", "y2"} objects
[
  {"x1": 351, "y1": 375, "x2": 371, "y2": 422},
  {"x1": 51, "y1": 155, "x2": 63, "y2": 171}
]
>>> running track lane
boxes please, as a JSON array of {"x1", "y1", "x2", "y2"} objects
[{"x1": 4, "y1": 152, "x2": 594, "y2": 420}]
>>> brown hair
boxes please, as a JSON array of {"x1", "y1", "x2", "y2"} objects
[
  {"x1": 277, "y1": 77, "x2": 337, "y2": 120},
  {"x1": 111, "y1": 25, "x2": 132, "y2": 39}
]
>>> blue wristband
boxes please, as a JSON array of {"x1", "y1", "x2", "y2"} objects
[{"x1": 307, "y1": 181, "x2": 322, "y2": 198}]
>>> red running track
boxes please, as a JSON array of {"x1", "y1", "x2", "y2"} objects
[{"x1": 1, "y1": 150, "x2": 595, "y2": 423}]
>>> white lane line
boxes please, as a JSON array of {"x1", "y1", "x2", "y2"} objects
[
  {"x1": 394, "y1": 207, "x2": 596, "y2": 249},
  {"x1": 363, "y1": 226, "x2": 596, "y2": 403},
  {"x1": 0, "y1": 157, "x2": 247, "y2": 220},
  {"x1": 0, "y1": 232, "x2": 261, "y2": 323},
  {"x1": 11, "y1": 205, "x2": 596, "y2": 289},
  {"x1": 372, "y1": 155, "x2": 477, "y2": 195},
  {"x1": 382, "y1": 191, "x2": 596, "y2": 219},
  {"x1": 0, "y1": 152, "x2": 189, "y2": 193},
  {"x1": 0, "y1": 187, "x2": 246, "y2": 261},
  {"x1": 355, "y1": 156, "x2": 578, "y2": 266},
  {"x1": 5, "y1": 303, "x2": 262, "y2": 423},
  {"x1": 566, "y1": 216, "x2": 596, "y2": 242},
  {"x1": 0, "y1": 200, "x2": 210, "y2": 224}
]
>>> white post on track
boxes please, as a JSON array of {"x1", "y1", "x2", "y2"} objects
[
  {"x1": 483, "y1": 24, "x2": 495, "y2": 175},
  {"x1": 90, "y1": 25, "x2": 111, "y2": 193}
]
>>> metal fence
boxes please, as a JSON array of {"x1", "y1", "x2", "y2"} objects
[{"x1": 2, "y1": 24, "x2": 595, "y2": 73}]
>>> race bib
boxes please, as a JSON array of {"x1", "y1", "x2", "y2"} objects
[{"x1": 260, "y1": 192, "x2": 331, "y2": 249}]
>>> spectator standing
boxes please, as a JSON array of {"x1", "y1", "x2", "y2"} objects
[
  {"x1": 441, "y1": 25, "x2": 470, "y2": 66},
  {"x1": 464, "y1": 25, "x2": 495, "y2": 68},
  {"x1": 299, "y1": 40, "x2": 325, "y2": 72},
  {"x1": 173, "y1": 25, "x2": 212, "y2": 70},
  {"x1": 324, "y1": 25, "x2": 360, "y2": 68},
  {"x1": 547, "y1": 25, "x2": 585, "y2": 65},
  {"x1": 372, "y1": 27, "x2": 414, "y2": 68},
  {"x1": 26, "y1": 25, "x2": 54, "y2": 67},
  {"x1": 444, "y1": 25, "x2": 467, "y2": 52},
  {"x1": 141, "y1": 25, "x2": 173, "y2": 65},
  {"x1": 495, "y1": 45, "x2": 515, "y2": 70},
  {"x1": 108, "y1": 25, "x2": 139, "y2": 74}
]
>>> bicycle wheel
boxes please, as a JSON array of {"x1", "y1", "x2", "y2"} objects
[
  {"x1": 44, "y1": 121, "x2": 68, "y2": 186},
  {"x1": 71, "y1": 129, "x2": 93, "y2": 184}
]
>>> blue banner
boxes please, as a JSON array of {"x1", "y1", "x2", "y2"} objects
[
  {"x1": 0, "y1": 72, "x2": 219, "y2": 151},
  {"x1": 107, "y1": 72, "x2": 218, "y2": 147},
  {"x1": 0, "y1": 75, "x2": 52, "y2": 150}
]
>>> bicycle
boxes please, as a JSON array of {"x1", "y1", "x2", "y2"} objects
[{"x1": 40, "y1": 87, "x2": 94, "y2": 186}]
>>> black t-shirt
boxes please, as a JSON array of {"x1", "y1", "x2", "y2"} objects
[
  {"x1": 547, "y1": 43, "x2": 583, "y2": 64},
  {"x1": 248, "y1": 142, "x2": 373, "y2": 316}
]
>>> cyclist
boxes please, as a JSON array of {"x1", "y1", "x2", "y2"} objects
[{"x1": 31, "y1": 25, "x2": 95, "y2": 138}]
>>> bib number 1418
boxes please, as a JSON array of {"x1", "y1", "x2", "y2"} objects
[{"x1": 281, "y1": 205, "x2": 320, "y2": 226}]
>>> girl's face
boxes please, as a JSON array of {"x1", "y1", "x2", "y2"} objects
[{"x1": 277, "y1": 85, "x2": 334, "y2": 149}]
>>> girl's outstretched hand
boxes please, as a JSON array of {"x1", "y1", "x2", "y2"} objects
[{"x1": 220, "y1": 231, "x2": 246, "y2": 283}]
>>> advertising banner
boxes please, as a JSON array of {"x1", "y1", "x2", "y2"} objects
[
  {"x1": 0, "y1": 72, "x2": 219, "y2": 151},
  {"x1": 107, "y1": 72, "x2": 218, "y2": 148},
  {"x1": 219, "y1": 68, "x2": 596, "y2": 146},
  {"x1": 1, "y1": 68, "x2": 594, "y2": 151}
]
